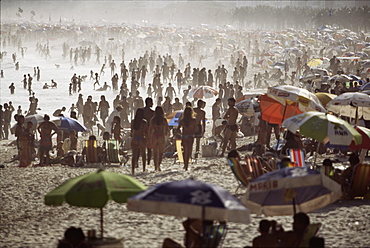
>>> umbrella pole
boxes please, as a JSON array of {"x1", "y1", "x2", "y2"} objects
[
  {"x1": 293, "y1": 197, "x2": 297, "y2": 215},
  {"x1": 275, "y1": 104, "x2": 288, "y2": 151},
  {"x1": 100, "y1": 208, "x2": 104, "y2": 239},
  {"x1": 355, "y1": 106, "x2": 359, "y2": 126},
  {"x1": 313, "y1": 142, "x2": 320, "y2": 168}
]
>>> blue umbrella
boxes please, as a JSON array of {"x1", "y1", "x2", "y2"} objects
[
  {"x1": 56, "y1": 117, "x2": 88, "y2": 132},
  {"x1": 242, "y1": 167, "x2": 341, "y2": 216},
  {"x1": 127, "y1": 179, "x2": 250, "y2": 224},
  {"x1": 168, "y1": 111, "x2": 183, "y2": 127}
]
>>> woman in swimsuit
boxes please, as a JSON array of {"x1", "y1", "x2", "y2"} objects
[
  {"x1": 149, "y1": 106, "x2": 169, "y2": 171},
  {"x1": 131, "y1": 108, "x2": 148, "y2": 174},
  {"x1": 177, "y1": 107, "x2": 197, "y2": 171}
]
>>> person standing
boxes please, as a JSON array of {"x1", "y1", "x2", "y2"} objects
[
  {"x1": 193, "y1": 100, "x2": 206, "y2": 158},
  {"x1": 130, "y1": 108, "x2": 148, "y2": 174},
  {"x1": 142, "y1": 98, "x2": 154, "y2": 167},
  {"x1": 212, "y1": 98, "x2": 222, "y2": 136},
  {"x1": 149, "y1": 106, "x2": 169, "y2": 171},
  {"x1": 9, "y1": 83, "x2": 15, "y2": 94},
  {"x1": 98, "y1": 95, "x2": 110, "y2": 126},
  {"x1": 177, "y1": 107, "x2": 196, "y2": 171},
  {"x1": 220, "y1": 98, "x2": 239, "y2": 157},
  {"x1": 37, "y1": 114, "x2": 58, "y2": 166}
]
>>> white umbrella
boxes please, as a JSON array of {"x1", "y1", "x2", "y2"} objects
[{"x1": 326, "y1": 92, "x2": 370, "y2": 122}]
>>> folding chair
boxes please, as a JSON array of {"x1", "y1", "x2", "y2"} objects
[
  {"x1": 298, "y1": 223, "x2": 321, "y2": 247},
  {"x1": 287, "y1": 148, "x2": 306, "y2": 167},
  {"x1": 104, "y1": 139, "x2": 122, "y2": 165},
  {"x1": 202, "y1": 224, "x2": 227, "y2": 248},
  {"x1": 245, "y1": 155, "x2": 265, "y2": 179},
  {"x1": 83, "y1": 140, "x2": 101, "y2": 164},
  {"x1": 350, "y1": 164, "x2": 370, "y2": 198},
  {"x1": 227, "y1": 157, "x2": 251, "y2": 193}
]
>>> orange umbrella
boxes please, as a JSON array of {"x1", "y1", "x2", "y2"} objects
[{"x1": 259, "y1": 94, "x2": 303, "y2": 125}]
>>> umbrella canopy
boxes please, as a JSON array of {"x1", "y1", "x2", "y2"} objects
[
  {"x1": 11, "y1": 114, "x2": 59, "y2": 134},
  {"x1": 349, "y1": 126, "x2": 370, "y2": 150},
  {"x1": 359, "y1": 82, "x2": 370, "y2": 91},
  {"x1": 242, "y1": 167, "x2": 342, "y2": 216},
  {"x1": 187, "y1": 86, "x2": 218, "y2": 99},
  {"x1": 259, "y1": 94, "x2": 303, "y2": 125},
  {"x1": 167, "y1": 110, "x2": 183, "y2": 127},
  {"x1": 282, "y1": 112, "x2": 362, "y2": 146},
  {"x1": 267, "y1": 85, "x2": 326, "y2": 113},
  {"x1": 235, "y1": 99, "x2": 260, "y2": 117},
  {"x1": 127, "y1": 179, "x2": 250, "y2": 224},
  {"x1": 314, "y1": 92, "x2": 337, "y2": 108},
  {"x1": 236, "y1": 92, "x2": 264, "y2": 103},
  {"x1": 326, "y1": 92, "x2": 370, "y2": 121},
  {"x1": 45, "y1": 169, "x2": 146, "y2": 238},
  {"x1": 307, "y1": 58, "x2": 323, "y2": 68},
  {"x1": 329, "y1": 74, "x2": 352, "y2": 83},
  {"x1": 55, "y1": 117, "x2": 88, "y2": 132}
]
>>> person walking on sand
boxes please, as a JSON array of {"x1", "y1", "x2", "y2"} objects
[
  {"x1": 149, "y1": 106, "x2": 169, "y2": 171},
  {"x1": 9, "y1": 83, "x2": 15, "y2": 94},
  {"x1": 131, "y1": 108, "x2": 148, "y2": 174},
  {"x1": 177, "y1": 107, "x2": 197, "y2": 171},
  {"x1": 14, "y1": 115, "x2": 32, "y2": 167},
  {"x1": 37, "y1": 114, "x2": 58, "y2": 166},
  {"x1": 220, "y1": 98, "x2": 239, "y2": 157}
]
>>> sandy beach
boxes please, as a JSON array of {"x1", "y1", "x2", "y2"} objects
[{"x1": 1, "y1": 136, "x2": 370, "y2": 248}]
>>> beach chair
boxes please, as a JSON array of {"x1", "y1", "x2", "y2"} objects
[
  {"x1": 201, "y1": 224, "x2": 227, "y2": 248},
  {"x1": 227, "y1": 157, "x2": 250, "y2": 192},
  {"x1": 287, "y1": 148, "x2": 306, "y2": 167},
  {"x1": 245, "y1": 155, "x2": 265, "y2": 179},
  {"x1": 350, "y1": 164, "x2": 370, "y2": 198},
  {"x1": 104, "y1": 139, "x2": 122, "y2": 165},
  {"x1": 298, "y1": 223, "x2": 321, "y2": 247},
  {"x1": 83, "y1": 140, "x2": 101, "y2": 164}
]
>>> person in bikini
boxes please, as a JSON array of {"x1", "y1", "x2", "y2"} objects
[
  {"x1": 142, "y1": 98, "x2": 155, "y2": 167},
  {"x1": 149, "y1": 106, "x2": 169, "y2": 171},
  {"x1": 220, "y1": 98, "x2": 239, "y2": 157},
  {"x1": 37, "y1": 114, "x2": 59, "y2": 166},
  {"x1": 131, "y1": 108, "x2": 148, "y2": 174},
  {"x1": 177, "y1": 107, "x2": 197, "y2": 171}
]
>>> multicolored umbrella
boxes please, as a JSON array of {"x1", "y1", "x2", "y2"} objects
[
  {"x1": 267, "y1": 85, "x2": 326, "y2": 113},
  {"x1": 167, "y1": 110, "x2": 183, "y2": 127},
  {"x1": 349, "y1": 126, "x2": 370, "y2": 150},
  {"x1": 187, "y1": 86, "x2": 218, "y2": 99},
  {"x1": 235, "y1": 99, "x2": 260, "y2": 117},
  {"x1": 242, "y1": 167, "x2": 342, "y2": 216},
  {"x1": 127, "y1": 179, "x2": 250, "y2": 224},
  {"x1": 45, "y1": 169, "x2": 146, "y2": 238},
  {"x1": 282, "y1": 112, "x2": 362, "y2": 146}
]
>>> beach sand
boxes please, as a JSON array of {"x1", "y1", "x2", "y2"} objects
[{"x1": 1, "y1": 137, "x2": 370, "y2": 248}]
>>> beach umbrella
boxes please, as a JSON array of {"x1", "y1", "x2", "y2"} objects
[
  {"x1": 329, "y1": 74, "x2": 352, "y2": 83},
  {"x1": 258, "y1": 94, "x2": 303, "y2": 125},
  {"x1": 267, "y1": 85, "x2": 326, "y2": 113},
  {"x1": 282, "y1": 112, "x2": 362, "y2": 146},
  {"x1": 127, "y1": 179, "x2": 250, "y2": 224},
  {"x1": 187, "y1": 86, "x2": 218, "y2": 99},
  {"x1": 307, "y1": 58, "x2": 323, "y2": 68},
  {"x1": 55, "y1": 116, "x2": 88, "y2": 132},
  {"x1": 10, "y1": 114, "x2": 59, "y2": 134},
  {"x1": 349, "y1": 126, "x2": 370, "y2": 150},
  {"x1": 235, "y1": 92, "x2": 264, "y2": 103},
  {"x1": 45, "y1": 169, "x2": 146, "y2": 238},
  {"x1": 236, "y1": 98, "x2": 260, "y2": 117},
  {"x1": 326, "y1": 92, "x2": 370, "y2": 122},
  {"x1": 167, "y1": 110, "x2": 183, "y2": 127},
  {"x1": 242, "y1": 167, "x2": 342, "y2": 216},
  {"x1": 314, "y1": 92, "x2": 337, "y2": 108},
  {"x1": 359, "y1": 82, "x2": 370, "y2": 91}
]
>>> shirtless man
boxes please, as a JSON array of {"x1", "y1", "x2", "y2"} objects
[
  {"x1": 220, "y1": 98, "x2": 238, "y2": 157},
  {"x1": 193, "y1": 100, "x2": 206, "y2": 158},
  {"x1": 37, "y1": 114, "x2": 58, "y2": 166}
]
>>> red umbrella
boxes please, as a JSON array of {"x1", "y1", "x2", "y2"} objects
[
  {"x1": 259, "y1": 94, "x2": 303, "y2": 125},
  {"x1": 349, "y1": 126, "x2": 370, "y2": 150}
]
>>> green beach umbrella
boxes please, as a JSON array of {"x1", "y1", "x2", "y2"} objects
[
  {"x1": 282, "y1": 111, "x2": 362, "y2": 146},
  {"x1": 45, "y1": 169, "x2": 146, "y2": 238}
]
